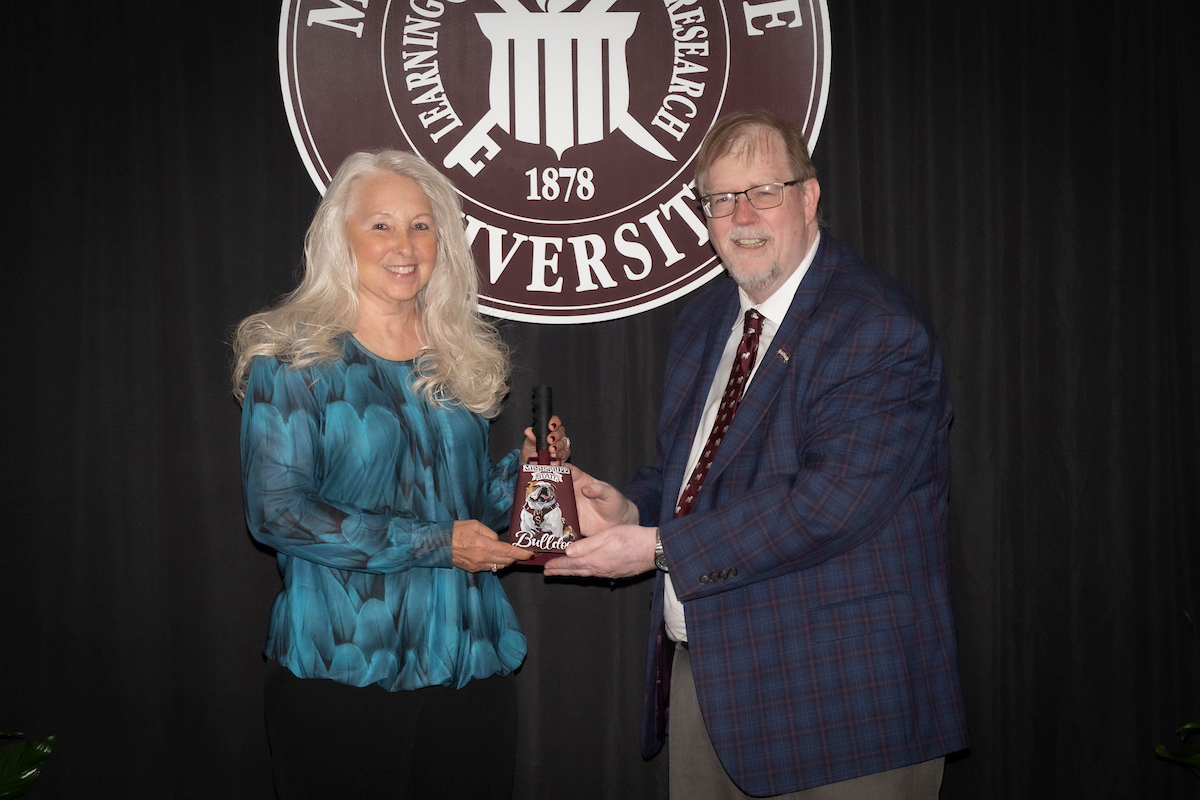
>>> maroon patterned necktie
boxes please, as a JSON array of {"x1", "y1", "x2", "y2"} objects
[{"x1": 674, "y1": 308, "x2": 763, "y2": 518}]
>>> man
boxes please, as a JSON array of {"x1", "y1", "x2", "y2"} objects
[{"x1": 544, "y1": 111, "x2": 969, "y2": 798}]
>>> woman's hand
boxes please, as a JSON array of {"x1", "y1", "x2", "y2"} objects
[
  {"x1": 520, "y1": 415, "x2": 571, "y2": 464},
  {"x1": 452, "y1": 520, "x2": 533, "y2": 573}
]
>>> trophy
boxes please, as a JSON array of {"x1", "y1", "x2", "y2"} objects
[{"x1": 509, "y1": 386, "x2": 580, "y2": 566}]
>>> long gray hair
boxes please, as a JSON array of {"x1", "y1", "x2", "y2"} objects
[{"x1": 231, "y1": 151, "x2": 509, "y2": 416}]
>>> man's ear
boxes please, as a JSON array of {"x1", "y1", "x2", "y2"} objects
[{"x1": 802, "y1": 178, "x2": 821, "y2": 225}]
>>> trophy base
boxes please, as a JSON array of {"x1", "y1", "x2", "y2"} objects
[{"x1": 513, "y1": 551, "x2": 560, "y2": 567}]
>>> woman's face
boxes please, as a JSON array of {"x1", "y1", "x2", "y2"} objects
[{"x1": 345, "y1": 171, "x2": 438, "y2": 318}]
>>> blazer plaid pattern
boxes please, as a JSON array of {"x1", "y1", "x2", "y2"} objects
[{"x1": 624, "y1": 234, "x2": 969, "y2": 796}]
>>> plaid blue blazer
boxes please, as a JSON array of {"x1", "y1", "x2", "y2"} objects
[{"x1": 624, "y1": 234, "x2": 969, "y2": 795}]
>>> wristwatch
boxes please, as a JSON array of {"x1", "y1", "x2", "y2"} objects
[{"x1": 653, "y1": 527, "x2": 669, "y2": 572}]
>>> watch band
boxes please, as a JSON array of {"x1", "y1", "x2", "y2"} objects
[{"x1": 654, "y1": 527, "x2": 669, "y2": 572}]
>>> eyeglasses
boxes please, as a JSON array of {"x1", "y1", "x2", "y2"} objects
[{"x1": 699, "y1": 180, "x2": 801, "y2": 219}]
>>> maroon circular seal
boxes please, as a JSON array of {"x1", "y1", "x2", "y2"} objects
[{"x1": 280, "y1": 0, "x2": 830, "y2": 323}]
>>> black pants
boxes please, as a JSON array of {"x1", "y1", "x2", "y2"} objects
[{"x1": 264, "y1": 661, "x2": 518, "y2": 800}]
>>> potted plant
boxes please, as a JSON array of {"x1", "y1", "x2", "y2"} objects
[
  {"x1": 1153, "y1": 611, "x2": 1200, "y2": 781},
  {"x1": 0, "y1": 731, "x2": 55, "y2": 799}
]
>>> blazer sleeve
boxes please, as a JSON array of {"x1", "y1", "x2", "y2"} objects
[
  {"x1": 625, "y1": 462, "x2": 666, "y2": 528},
  {"x1": 663, "y1": 308, "x2": 950, "y2": 600}
]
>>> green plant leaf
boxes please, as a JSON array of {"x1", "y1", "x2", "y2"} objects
[
  {"x1": 1177, "y1": 722, "x2": 1200, "y2": 742},
  {"x1": 1154, "y1": 743, "x2": 1200, "y2": 781},
  {"x1": 0, "y1": 736, "x2": 56, "y2": 800}
]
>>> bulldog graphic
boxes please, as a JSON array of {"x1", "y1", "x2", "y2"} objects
[{"x1": 519, "y1": 480, "x2": 576, "y2": 542}]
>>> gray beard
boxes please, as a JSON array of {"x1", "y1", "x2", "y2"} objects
[{"x1": 725, "y1": 259, "x2": 785, "y2": 295}]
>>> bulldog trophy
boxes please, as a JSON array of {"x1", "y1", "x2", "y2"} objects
[{"x1": 509, "y1": 386, "x2": 580, "y2": 566}]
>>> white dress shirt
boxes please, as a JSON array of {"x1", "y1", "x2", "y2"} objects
[{"x1": 663, "y1": 232, "x2": 820, "y2": 642}]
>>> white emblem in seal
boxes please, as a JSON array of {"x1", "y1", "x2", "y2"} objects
[{"x1": 445, "y1": 0, "x2": 673, "y2": 170}]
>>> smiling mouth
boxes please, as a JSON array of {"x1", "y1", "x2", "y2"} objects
[
  {"x1": 733, "y1": 238, "x2": 768, "y2": 249},
  {"x1": 384, "y1": 265, "x2": 416, "y2": 275}
]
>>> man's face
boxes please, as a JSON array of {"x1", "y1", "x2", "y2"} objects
[{"x1": 704, "y1": 133, "x2": 820, "y2": 304}]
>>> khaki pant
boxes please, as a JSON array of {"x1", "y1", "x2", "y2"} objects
[{"x1": 668, "y1": 644, "x2": 945, "y2": 800}]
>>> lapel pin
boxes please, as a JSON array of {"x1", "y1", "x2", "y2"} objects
[{"x1": 776, "y1": 348, "x2": 790, "y2": 363}]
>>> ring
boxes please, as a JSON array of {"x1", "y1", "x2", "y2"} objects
[
  {"x1": 490, "y1": 563, "x2": 498, "y2": 574},
  {"x1": 564, "y1": 436, "x2": 571, "y2": 449}
]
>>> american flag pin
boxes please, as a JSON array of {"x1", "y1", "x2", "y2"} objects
[{"x1": 776, "y1": 348, "x2": 790, "y2": 363}]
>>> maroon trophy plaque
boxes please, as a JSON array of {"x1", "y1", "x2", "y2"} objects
[{"x1": 509, "y1": 386, "x2": 580, "y2": 566}]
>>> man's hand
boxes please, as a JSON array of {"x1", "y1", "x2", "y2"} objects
[
  {"x1": 570, "y1": 464, "x2": 639, "y2": 535},
  {"x1": 542, "y1": 523, "x2": 656, "y2": 579}
]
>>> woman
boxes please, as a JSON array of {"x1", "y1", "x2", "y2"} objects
[{"x1": 231, "y1": 150, "x2": 566, "y2": 798}]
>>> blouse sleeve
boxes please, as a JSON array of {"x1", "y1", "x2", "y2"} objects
[
  {"x1": 481, "y1": 448, "x2": 521, "y2": 532},
  {"x1": 240, "y1": 357, "x2": 452, "y2": 574}
]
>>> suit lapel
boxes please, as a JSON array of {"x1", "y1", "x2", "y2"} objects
[
  {"x1": 662, "y1": 289, "x2": 741, "y2": 508},
  {"x1": 698, "y1": 237, "x2": 841, "y2": 497}
]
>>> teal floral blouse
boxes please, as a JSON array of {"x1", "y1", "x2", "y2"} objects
[{"x1": 240, "y1": 337, "x2": 526, "y2": 691}]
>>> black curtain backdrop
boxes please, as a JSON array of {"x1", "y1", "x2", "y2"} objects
[{"x1": 5, "y1": 2, "x2": 1197, "y2": 798}]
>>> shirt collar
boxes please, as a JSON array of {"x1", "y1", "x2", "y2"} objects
[{"x1": 734, "y1": 230, "x2": 821, "y2": 330}]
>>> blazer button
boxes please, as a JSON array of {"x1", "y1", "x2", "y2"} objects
[
  {"x1": 718, "y1": 569, "x2": 728, "y2": 580},
  {"x1": 730, "y1": 568, "x2": 738, "y2": 577},
  {"x1": 699, "y1": 575, "x2": 709, "y2": 584}
]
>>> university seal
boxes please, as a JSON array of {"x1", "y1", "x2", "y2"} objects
[{"x1": 280, "y1": 0, "x2": 830, "y2": 322}]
